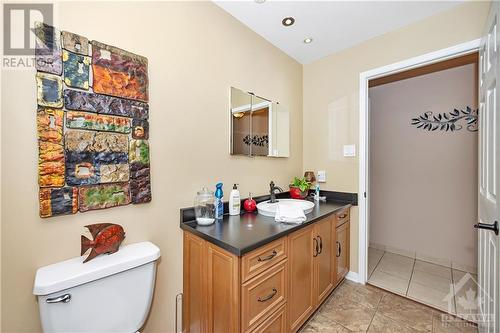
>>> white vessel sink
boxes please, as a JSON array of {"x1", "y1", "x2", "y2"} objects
[{"x1": 257, "y1": 199, "x2": 315, "y2": 217}]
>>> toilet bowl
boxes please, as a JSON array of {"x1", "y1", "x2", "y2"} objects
[{"x1": 33, "y1": 241, "x2": 160, "y2": 333}]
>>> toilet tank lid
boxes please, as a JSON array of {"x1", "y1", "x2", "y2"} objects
[{"x1": 33, "y1": 241, "x2": 160, "y2": 296}]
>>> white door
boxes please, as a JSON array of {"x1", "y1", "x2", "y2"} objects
[{"x1": 477, "y1": 2, "x2": 500, "y2": 332}]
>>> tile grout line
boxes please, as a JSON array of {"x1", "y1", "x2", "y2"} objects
[
  {"x1": 368, "y1": 249, "x2": 385, "y2": 281},
  {"x1": 405, "y1": 257, "x2": 417, "y2": 296},
  {"x1": 323, "y1": 281, "x2": 385, "y2": 332},
  {"x1": 365, "y1": 290, "x2": 384, "y2": 332},
  {"x1": 451, "y1": 268, "x2": 457, "y2": 316}
]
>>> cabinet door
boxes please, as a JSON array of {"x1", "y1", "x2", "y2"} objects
[
  {"x1": 183, "y1": 232, "x2": 206, "y2": 333},
  {"x1": 314, "y1": 217, "x2": 335, "y2": 305},
  {"x1": 336, "y1": 221, "x2": 350, "y2": 283},
  {"x1": 288, "y1": 225, "x2": 315, "y2": 332},
  {"x1": 206, "y1": 243, "x2": 240, "y2": 333}
]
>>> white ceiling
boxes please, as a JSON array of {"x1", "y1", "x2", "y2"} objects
[{"x1": 214, "y1": 1, "x2": 463, "y2": 64}]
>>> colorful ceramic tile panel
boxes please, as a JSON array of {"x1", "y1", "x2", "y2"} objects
[
  {"x1": 78, "y1": 183, "x2": 131, "y2": 212},
  {"x1": 65, "y1": 130, "x2": 128, "y2": 153},
  {"x1": 130, "y1": 173, "x2": 151, "y2": 204},
  {"x1": 36, "y1": 72, "x2": 63, "y2": 108},
  {"x1": 63, "y1": 50, "x2": 91, "y2": 89},
  {"x1": 100, "y1": 164, "x2": 130, "y2": 183},
  {"x1": 65, "y1": 111, "x2": 131, "y2": 133},
  {"x1": 39, "y1": 187, "x2": 78, "y2": 218},
  {"x1": 130, "y1": 162, "x2": 150, "y2": 179},
  {"x1": 37, "y1": 108, "x2": 64, "y2": 144},
  {"x1": 38, "y1": 141, "x2": 65, "y2": 187},
  {"x1": 129, "y1": 162, "x2": 152, "y2": 203},
  {"x1": 64, "y1": 130, "x2": 95, "y2": 152},
  {"x1": 132, "y1": 119, "x2": 149, "y2": 139},
  {"x1": 65, "y1": 150, "x2": 129, "y2": 186},
  {"x1": 61, "y1": 31, "x2": 89, "y2": 55},
  {"x1": 93, "y1": 132, "x2": 129, "y2": 153},
  {"x1": 35, "y1": 22, "x2": 62, "y2": 75},
  {"x1": 91, "y1": 41, "x2": 149, "y2": 102},
  {"x1": 65, "y1": 151, "x2": 100, "y2": 186},
  {"x1": 63, "y1": 90, "x2": 149, "y2": 119},
  {"x1": 129, "y1": 140, "x2": 150, "y2": 164}
]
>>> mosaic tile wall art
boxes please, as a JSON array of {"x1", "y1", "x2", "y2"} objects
[{"x1": 35, "y1": 22, "x2": 151, "y2": 218}]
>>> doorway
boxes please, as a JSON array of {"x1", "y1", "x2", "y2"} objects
[{"x1": 358, "y1": 40, "x2": 481, "y2": 320}]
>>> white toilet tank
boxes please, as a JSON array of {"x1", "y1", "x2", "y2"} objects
[{"x1": 33, "y1": 241, "x2": 160, "y2": 333}]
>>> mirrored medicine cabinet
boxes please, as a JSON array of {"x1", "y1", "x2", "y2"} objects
[{"x1": 230, "y1": 87, "x2": 290, "y2": 157}]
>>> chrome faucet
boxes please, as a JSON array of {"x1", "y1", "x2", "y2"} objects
[{"x1": 269, "y1": 181, "x2": 283, "y2": 203}]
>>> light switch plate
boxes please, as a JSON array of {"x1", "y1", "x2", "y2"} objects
[
  {"x1": 343, "y1": 144, "x2": 356, "y2": 157},
  {"x1": 317, "y1": 170, "x2": 326, "y2": 183}
]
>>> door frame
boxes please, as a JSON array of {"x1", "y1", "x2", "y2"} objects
[{"x1": 357, "y1": 39, "x2": 481, "y2": 284}]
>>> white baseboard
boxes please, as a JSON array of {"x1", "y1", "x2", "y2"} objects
[
  {"x1": 452, "y1": 262, "x2": 477, "y2": 274},
  {"x1": 415, "y1": 252, "x2": 452, "y2": 268},
  {"x1": 345, "y1": 271, "x2": 361, "y2": 283},
  {"x1": 369, "y1": 244, "x2": 477, "y2": 273}
]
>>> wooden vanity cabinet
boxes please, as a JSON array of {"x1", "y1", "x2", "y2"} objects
[{"x1": 183, "y1": 207, "x2": 350, "y2": 333}]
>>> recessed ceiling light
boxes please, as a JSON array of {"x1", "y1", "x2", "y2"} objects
[
  {"x1": 303, "y1": 37, "x2": 313, "y2": 44},
  {"x1": 282, "y1": 17, "x2": 295, "y2": 27},
  {"x1": 254, "y1": 0, "x2": 266, "y2": 3}
]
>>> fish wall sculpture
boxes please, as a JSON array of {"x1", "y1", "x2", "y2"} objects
[{"x1": 81, "y1": 223, "x2": 125, "y2": 263}]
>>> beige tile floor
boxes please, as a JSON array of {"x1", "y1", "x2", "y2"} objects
[
  {"x1": 367, "y1": 248, "x2": 479, "y2": 322},
  {"x1": 300, "y1": 279, "x2": 477, "y2": 332}
]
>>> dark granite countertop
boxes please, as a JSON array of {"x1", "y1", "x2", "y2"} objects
[{"x1": 180, "y1": 191, "x2": 356, "y2": 256}]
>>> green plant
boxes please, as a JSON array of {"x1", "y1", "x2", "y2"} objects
[{"x1": 290, "y1": 177, "x2": 311, "y2": 192}]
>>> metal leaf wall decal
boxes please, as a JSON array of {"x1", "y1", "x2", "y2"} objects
[{"x1": 411, "y1": 107, "x2": 478, "y2": 132}]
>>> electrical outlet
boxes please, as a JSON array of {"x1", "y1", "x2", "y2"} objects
[
  {"x1": 343, "y1": 144, "x2": 356, "y2": 157},
  {"x1": 317, "y1": 170, "x2": 326, "y2": 183}
]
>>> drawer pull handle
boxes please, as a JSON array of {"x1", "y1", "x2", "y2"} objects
[
  {"x1": 338, "y1": 213, "x2": 347, "y2": 219},
  {"x1": 257, "y1": 250, "x2": 277, "y2": 262},
  {"x1": 46, "y1": 294, "x2": 71, "y2": 304},
  {"x1": 317, "y1": 235, "x2": 323, "y2": 254},
  {"x1": 313, "y1": 237, "x2": 319, "y2": 257},
  {"x1": 258, "y1": 288, "x2": 277, "y2": 302},
  {"x1": 336, "y1": 241, "x2": 341, "y2": 257}
]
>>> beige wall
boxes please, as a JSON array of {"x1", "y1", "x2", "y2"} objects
[
  {"x1": 303, "y1": 1, "x2": 489, "y2": 274},
  {"x1": 1, "y1": 2, "x2": 303, "y2": 332},
  {"x1": 369, "y1": 64, "x2": 478, "y2": 270}
]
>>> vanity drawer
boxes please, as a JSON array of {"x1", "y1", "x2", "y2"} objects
[
  {"x1": 241, "y1": 260, "x2": 287, "y2": 333},
  {"x1": 335, "y1": 207, "x2": 350, "y2": 227},
  {"x1": 250, "y1": 304, "x2": 287, "y2": 333},
  {"x1": 242, "y1": 238, "x2": 287, "y2": 282}
]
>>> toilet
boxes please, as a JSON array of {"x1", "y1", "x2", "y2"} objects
[{"x1": 33, "y1": 241, "x2": 160, "y2": 333}]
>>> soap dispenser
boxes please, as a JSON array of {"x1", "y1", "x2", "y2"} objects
[{"x1": 229, "y1": 184, "x2": 241, "y2": 216}]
